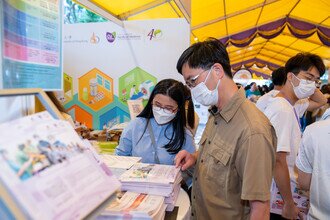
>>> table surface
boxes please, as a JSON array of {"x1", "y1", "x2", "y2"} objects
[{"x1": 174, "y1": 188, "x2": 191, "y2": 220}]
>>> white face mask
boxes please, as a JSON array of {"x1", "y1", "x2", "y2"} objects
[
  {"x1": 290, "y1": 73, "x2": 316, "y2": 99},
  {"x1": 152, "y1": 106, "x2": 176, "y2": 125},
  {"x1": 191, "y1": 67, "x2": 220, "y2": 106}
]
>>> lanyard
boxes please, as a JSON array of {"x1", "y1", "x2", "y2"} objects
[
  {"x1": 292, "y1": 107, "x2": 302, "y2": 131},
  {"x1": 147, "y1": 122, "x2": 161, "y2": 164}
]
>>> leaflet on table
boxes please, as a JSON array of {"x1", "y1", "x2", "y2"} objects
[
  {"x1": 0, "y1": 113, "x2": 121, "y2": 220},
  {"x1": 164, "y1": 183, "x2": 180, "y2": 204},
  {"x1": 99, "y1": 191, "x2": 166, "y2": 220},
  {"x1": 270, "y1": 179, "x2": 308, "y2": 217},
  {"x1": 101, "y1": 155, "x2": 142, "y2": 169},
  {"x1": 120, "y1": 163, "x2": 181, "y2": 184}
]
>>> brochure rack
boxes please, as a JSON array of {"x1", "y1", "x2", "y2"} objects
[
  {"x1": 0, "y1": 88, "x2": 64, "y2": 120},
  {"x1": 0, "y1": 88, "x2": 60, "y2": 219},
  {"x1": 0, "y1": 88, "x2": 119, "y2": 220}
]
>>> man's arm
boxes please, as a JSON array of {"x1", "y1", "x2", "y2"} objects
[
  {"x1": 297, "y1": 169, "x2": 312, "y2": 191},
  {"x1": 275, "y1": 152, "x2": 300, "y2": 219},
  {"x1": 250, "y1": 200, "x2": 270, "y2": 220},
  {"x1": 307, "y1": 89, "x2": 327, "y2": 111},
  {"x1": 175, "y1": 150, "x2": 198, "y2": 171}
]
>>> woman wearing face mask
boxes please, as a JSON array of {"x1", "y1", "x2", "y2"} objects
[{"x1": 115, "y1": 79, "x2": 196, "y2": 165}]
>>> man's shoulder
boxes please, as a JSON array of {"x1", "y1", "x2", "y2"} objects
[
  {"x1": 268, "y1": 96, "x2": 290, "y2": 108},
  {"x1": 305, "y1": 119, "x2": 330, "y2": 134},
  {"x1": 238, "y1": 100, "x2": 274, "y2": 134},
  {"x1": 264, "y1": 97, "x2": 293, "y2": 116}
]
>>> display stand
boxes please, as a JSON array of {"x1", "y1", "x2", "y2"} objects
[
  {"x1": 0, "y1": 88, "x2": 120, "y2": 220},
  {"x1": 0, "y1": 88, "x2": 64, "y2": 120},
  {"x1": 0, "y1": 88, "x2": 62, "y2": 219}
]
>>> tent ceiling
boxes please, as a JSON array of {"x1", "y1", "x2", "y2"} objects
[{"x1": 76, "y1": 0, "x2": 330, "y2": 78}]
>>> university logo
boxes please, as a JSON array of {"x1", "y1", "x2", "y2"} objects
[
  {"x1": 90, "y1": 32, "x2": 100, "y2": 44},
  {"x1": 106, "y1": 32, "x2": 116, "y2": 43},
  {"x1": 147, "y1": 29, "x2": 163, "y2": 40}
]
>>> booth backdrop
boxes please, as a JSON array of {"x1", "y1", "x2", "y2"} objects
[{"x1": 62, "y1": 18, "x2": 189, "y2": 129}]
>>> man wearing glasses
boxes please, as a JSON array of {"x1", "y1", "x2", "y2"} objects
[
  {"x1": 261, "y1": 53, "x2": 327, "y2": 219},
  {"x1": 175, "y1": 38, "x2": 277, "y2": 219}
]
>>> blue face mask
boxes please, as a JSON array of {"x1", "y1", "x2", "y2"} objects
[{"x1": 191, "y1": 67, "x2": 220, "y2": 106}]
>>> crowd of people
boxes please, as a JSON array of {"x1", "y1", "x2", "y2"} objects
[
  {"x1": 115, "y1": 38, "x2": 330, "y2": 219},
  {"x1": 244, "y1": 68, "x2": 330, "y2": 130}
]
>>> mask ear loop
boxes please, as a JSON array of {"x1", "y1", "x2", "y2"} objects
[
  {"x1": 290, "y1": 73, "x2": 300, "y2": 88},
  {"x1": 292, "y1": 73, "x2": 301, "y2": 83},
  {"x1": 203, "y1": 66, "x2": 214, "y2": 83},
  {"x1": 215, "y1": 78, "x2": 221, "y2": 89}
]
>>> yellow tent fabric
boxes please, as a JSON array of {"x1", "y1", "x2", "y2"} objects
[{"x1": 77, "y1": 0, "x2": 330, "y2": 77}]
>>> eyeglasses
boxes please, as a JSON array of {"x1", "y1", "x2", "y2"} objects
[
  {"x1": 185, "y1": 68, "x2": 210, "y2": 88},
  {"x1": 299, "y1": 71, "x2": 321, "y2": 84},
  {"x1": 152, "y1": 104, "x2": 178, "y2": 114}
]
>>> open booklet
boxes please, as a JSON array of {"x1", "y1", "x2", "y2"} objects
[
  {"x1": 0, "y1": 111, "x2": 121, "y2": 219},
  {"x1": 98, "y1": 191, "x2": 167, "y2": 220}
]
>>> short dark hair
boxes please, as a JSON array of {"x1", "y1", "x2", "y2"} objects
[
  {"x1": 271, "y1": 67, "x2": 286, "y2": 86},
  {"x1": 137, "y1": 79, "x2": 194, "y2": 154},
  {"x1": 285, "y1": 53, "x2": 325, "y2": 77},
  {"x1": 321, "y1": 84, "x2": 330, "y2": 94},
  {"x1": 176, "y1": 38, "x2": 232, "y2": 78}
]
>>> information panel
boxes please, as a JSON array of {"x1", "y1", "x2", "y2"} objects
[{"x1": 1, "y1": 0, "x2": 62, "y2": 90}]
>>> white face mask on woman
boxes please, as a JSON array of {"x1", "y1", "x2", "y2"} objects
[
  {"x1": 152, "y1": 106, "x2": 176, "y2": 125},
  {"x1": 290, "y1": 73, "x2": 316, "y2": 99},
  {"x1": 191, "y1": 67, "x2": 220, "y2": 106}
]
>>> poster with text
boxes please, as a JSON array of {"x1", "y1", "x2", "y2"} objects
[{"x1": 1, "y1": 0, "x2": 62, "y2": 90}]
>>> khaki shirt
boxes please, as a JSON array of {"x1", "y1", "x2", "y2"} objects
[{"x1": 191, "y1": 88, "x2": 276, "y2": 219}]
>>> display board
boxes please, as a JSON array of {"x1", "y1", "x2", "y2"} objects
[
  {"x1": 1, "y1": 0, "x2": 62, "y2": 90},
  {"x1": 62, "y1": 18, "x2": 190, "y2": 129}
]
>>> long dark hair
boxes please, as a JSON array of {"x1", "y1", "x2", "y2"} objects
[
  {"x1": 137, "y1": 79, "x2": 193, "y2": 154},
  {"x1": 183, "y1": 85, "x2": 195, "y2": 129}
]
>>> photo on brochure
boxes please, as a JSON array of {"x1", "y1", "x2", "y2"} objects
[{"x1": 0, "y1": 116, "x2": 87, "y2": 182}]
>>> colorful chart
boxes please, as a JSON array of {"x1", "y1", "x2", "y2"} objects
[{"x1": 1, "y1": 0, "x2": 62, "y2": 90}]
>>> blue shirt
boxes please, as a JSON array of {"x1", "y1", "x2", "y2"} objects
[{"x1": 115, "y1": 117, "x2": 196, "y2": 165}]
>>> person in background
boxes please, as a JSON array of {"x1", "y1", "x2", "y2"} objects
[
  {"x1": 245, "y1": 82, "x2": 261, "y2": 98},
  {"x1": 245, "y1": 82, "x2": 261, "y2": 103},
  {"x1": 257, "y1": 66, "x2": 326, "y2": 126},
  {"x1": 295, "y1": 109, "x2": 330, "y2": 219},
  {"x1": 115, "y1": 79, "x2": 196, "y2": 165},
  {"x1": 262, "y1": 85, "x2": 270, "y2": 95},
  {"x1": 258, "y1": 85, "x2": 264, "y2": 96},
  {"x1": 256, "y1": 67, "x2": 286, "y2": 111},
  {"x1": 312, "y1": 83, "x2": 330, "y2": 121},
  {"x1": 175, "y1": 38, "x2": 276, "y2": 220},
  {"x1": 262, "y1": 53, "x2": 327, "y2": 219}
]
